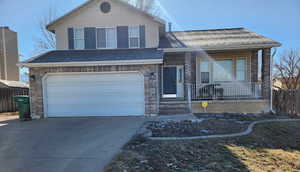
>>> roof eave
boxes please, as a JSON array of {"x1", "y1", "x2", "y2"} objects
[{"x1": 18, "y1": 59, "x2": 163, "y2": 68}]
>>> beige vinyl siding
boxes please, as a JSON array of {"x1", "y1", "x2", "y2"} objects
[{"x1": 51, "y1": 0, "x2": 160, "y2": 50}]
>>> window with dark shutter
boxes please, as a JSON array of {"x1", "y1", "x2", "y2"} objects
[
  {"x1": 96, "y1": 28, "x2": 117, "y2": 49},
  {"x1": 74, "y1": 28, "x2": 85, "y2": 49},
  {"x1": 129, "y1": 26, "x2": 140, "y2": 48}
]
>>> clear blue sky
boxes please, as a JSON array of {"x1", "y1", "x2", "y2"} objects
[{"x1": 0, "y1": 0, "x2": 299, "y2": 62}]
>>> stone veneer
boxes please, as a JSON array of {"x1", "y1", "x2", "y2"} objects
[{"x1": 29, "y1": 64, "x2": 160, "y2": 118}]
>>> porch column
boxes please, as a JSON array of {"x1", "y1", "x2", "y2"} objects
[
  {"x1": 184, "y1": 52, "x2": 192, "y2": 112},
  {"x1": 251, "y1": 51, "x2": 258, "y2": 82},
  {"x1": 261, "y1": 48, "x2": 271, "y2": 99}
]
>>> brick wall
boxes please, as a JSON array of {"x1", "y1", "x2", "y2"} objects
[
  {"x1": 262, "y1": 48, "x2": 271, "y2": 99},
  {"x1": 192, "y1": 100, "x2": 270, "y2": 114},
  {"x1": 251, "y1": 50, "x2": 258, "y2": 82},
  {"x1": 29, "y1": 64, "x2": 160, "y2": 118}
]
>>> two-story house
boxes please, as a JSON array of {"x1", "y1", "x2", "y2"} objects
[
  {"x1": 0, "y1": 27, "x2": 20, "y2": 81},
  {"x1": 19, "y1": 0, "x2": 281, "y2": 118}
]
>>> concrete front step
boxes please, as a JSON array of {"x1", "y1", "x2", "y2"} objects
[{"x1": 159, "y1": 101, "x2": 190, "y2": 115}]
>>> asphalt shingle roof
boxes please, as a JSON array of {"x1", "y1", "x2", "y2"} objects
[
  {"x1": 28, "y1": 48, "x2": 164, "y2": 63},
  {"x1": 159, "y1": 28, "x2": 281, "y2": 50}
]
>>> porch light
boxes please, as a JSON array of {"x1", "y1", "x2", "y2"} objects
[{"x1": 30, "y1": 75, "x2": 36, "y2": 82}]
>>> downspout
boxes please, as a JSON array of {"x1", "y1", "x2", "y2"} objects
[{"x1": 270, "y1": 48, "x2": 275, "y2": 113}]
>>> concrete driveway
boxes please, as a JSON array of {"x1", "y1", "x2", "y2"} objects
[{"x1": 0, "y1": 117, "x2": 145, "y2": 172}]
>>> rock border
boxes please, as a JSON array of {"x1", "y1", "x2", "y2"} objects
[{"x1": 148, "y1": 119, "x2": 300, "y2": 141}]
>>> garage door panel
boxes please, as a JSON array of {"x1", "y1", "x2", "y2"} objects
[
  {"x1": 47, "y1": 87, "x2": 143, "y2": 100},
  {"x1": 44, "y1": 73, "x2": 145, "y2": 117}
]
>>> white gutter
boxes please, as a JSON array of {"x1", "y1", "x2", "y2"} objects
[
  {"x1": 18, "y1": 59, "x2": 163, "y2": 68},
  {"x1": 161, "y1": 44, "x2": 281, "y2": 53}
]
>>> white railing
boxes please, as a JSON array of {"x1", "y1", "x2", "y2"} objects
[{"x1": 191, "y1": 82, "x2": 262, "y2": 100}]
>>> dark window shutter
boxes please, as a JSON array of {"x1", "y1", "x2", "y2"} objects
[
  {"x1": 97, "y1": 28, "x2": 106, "y2": 48},
  {"x1": 84, "y1": 27, "x2": 96, "y2": 49},
  {"x1": 139, "y1": 25, "x2": 146, "y2": 48},
  {"x1": 117, "y1": 26, "x2": 129, "y2": 48},
  {"x1": 68, "y1": 28, "x2": 74, "y2": 49}
]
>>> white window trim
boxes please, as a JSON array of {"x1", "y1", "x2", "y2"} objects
[
  {"x1": 73, "y1": 28, "x2": 85, "y2": 50},
  {"x1": 199, "y1": 59, "x2": 211, "y2": 84},
  {"x1": 128, "y1": 26, "x2": 140, "y2": 48},
  {"x1": 96, "y1": 27, "x2": 118, "y2": 49},
  {"x1": 236, "y1": 57, "x2": 247, "y2": 81}
]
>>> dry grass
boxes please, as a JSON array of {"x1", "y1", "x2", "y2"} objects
[
  {"x1": 105, "y1": 121, "x2": 300, "y2": 172},
  {"x1": 0, "y1": 113, "x2": 18, "y2": 122}
]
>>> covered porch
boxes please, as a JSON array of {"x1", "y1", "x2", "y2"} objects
[{"x1": 159, "y1": 49, "x2": 272, "y2": 114}]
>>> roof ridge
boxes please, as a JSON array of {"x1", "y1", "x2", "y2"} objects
[{"x1": 50, "y1": 48, "x2": 159, "y2": 52}]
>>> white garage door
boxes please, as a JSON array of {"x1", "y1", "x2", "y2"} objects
[{"x1": 43, "y1": 72, "x2": 145, "y2": 117}]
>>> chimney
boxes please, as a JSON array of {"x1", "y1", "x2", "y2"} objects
[{"x1": 168, "y1": 22, "x2": 172, "y2": 32}]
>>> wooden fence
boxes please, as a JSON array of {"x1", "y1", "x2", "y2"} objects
[
  {"x1": 273, "y1": 89, "x2": 300, "y2": 116},
  {"x1": 0, "y1": 87, "x2": 29, "y2": 113}
]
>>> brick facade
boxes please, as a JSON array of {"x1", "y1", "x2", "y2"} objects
[
  {"x1": 29, "y1": 64, "x2": 160, "y2": 118},
  {"x1": 262, "y1": 48, "x2": 271, "y2": 99},
  {"x1": 192, "y1": 100, "x2": 270, "y2": 114},
  {"x1": 251, "y1": 50, "x2": 258, "y2": 82}
]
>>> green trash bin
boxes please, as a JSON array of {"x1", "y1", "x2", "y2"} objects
[{"x1": 14, "y1": 96, "x2": 31, "y2": 121}]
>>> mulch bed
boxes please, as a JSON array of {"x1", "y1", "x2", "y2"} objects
[{"x1": 146, "y1": 113, "x2": 293, "y2": 137}]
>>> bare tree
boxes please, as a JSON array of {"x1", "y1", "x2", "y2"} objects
[
  {"x1": 34, "y1": 7, "x2": 56, "y2": 54},
  {"x1": 274, "y1": 49, "x2": 300, "y2": 89},
  {"x1": 123, "y1": 0, "x2": 161, "y2": 16}
]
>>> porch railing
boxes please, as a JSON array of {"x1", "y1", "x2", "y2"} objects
[{"x1": 191, "y1": 82, "x2": 262, "y2": 101}]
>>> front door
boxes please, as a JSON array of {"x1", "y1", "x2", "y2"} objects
[
  {"x1": 163, "y1": 67, "x2": 177, "y2": 95},
  {"x1": 163, "y1": 66, "x2": 184, "y2": 98}
]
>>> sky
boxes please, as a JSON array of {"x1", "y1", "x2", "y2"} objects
[{"x1": 0, "y1": 0, "x2": 299, "y2": 79}]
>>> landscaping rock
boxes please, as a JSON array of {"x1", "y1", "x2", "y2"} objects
[{"x1": 136, "y1": 126, "x2": 152, "y2": 138}]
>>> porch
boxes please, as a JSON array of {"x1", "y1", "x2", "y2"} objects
[{"x1": 159, "y1": 49, "x2": 272, "y2": 114}]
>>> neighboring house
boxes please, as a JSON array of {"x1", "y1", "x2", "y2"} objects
[
  {"x1": 273, "y1": 77, "x2": 300, "y2": 90},
  {"x1": 0, "y1": 27, "x2": 20, "y2": 81},
  {"x1": 19, "y1": 0, "x2": 281, "y2": 118}
]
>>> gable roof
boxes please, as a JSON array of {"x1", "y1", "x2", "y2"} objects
[
  {"x1": 47, "y1": 0, "x2": 165, "y2": 32},
  {"x1": 159, "y1": 28, "x2": 281, "y2": 51},
  {"x1": 19, "y1": 48, "x2": 164, "y2": 67}
]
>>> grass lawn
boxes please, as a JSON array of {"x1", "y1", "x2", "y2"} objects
[{"x1": 105, "y1": 121, "x2": 300, "y2": 172}]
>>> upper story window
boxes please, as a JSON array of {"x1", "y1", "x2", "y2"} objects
[
  {"x1": 129, "y1": 26, "x2": 140, "y2": 48},
  {"x1": 74, "y1": 28, "x2": 85, "y2": 49},
  {"x1": 96, "y1": 27, "x2": 117, "y2": 49}
]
